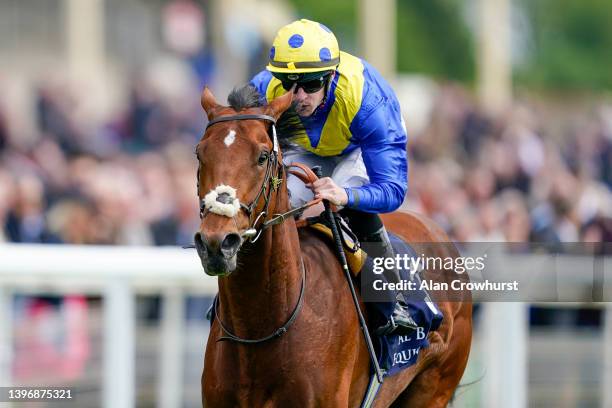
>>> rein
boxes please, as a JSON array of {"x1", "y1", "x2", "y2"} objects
[{"x1": 214, "y1": 259, "x2": 306, "y2": 344}]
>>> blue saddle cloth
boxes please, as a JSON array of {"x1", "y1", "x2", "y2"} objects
[{"x1": 362, "y1": 233, "x2": 444, "y2": 377}]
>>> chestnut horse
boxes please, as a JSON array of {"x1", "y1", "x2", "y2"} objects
[{"x1": 195, "y1": 86, "x2": 472, "y2": 407}]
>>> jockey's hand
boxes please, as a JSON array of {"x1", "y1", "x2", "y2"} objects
[{"x1": 307, "y1": 177, "x2": 348, "y2": 206}]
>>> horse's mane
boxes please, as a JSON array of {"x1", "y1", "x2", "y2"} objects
[{"x1": 227, "y1": 85, "x2": 305, "y2": 150}]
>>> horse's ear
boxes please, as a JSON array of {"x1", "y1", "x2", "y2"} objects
[
  {"x1": 265, "y1": 90, "x2": 293, "y2": 120},
  {"x1": 201, "y1": 87, "x2": 221, "y2": 120}
]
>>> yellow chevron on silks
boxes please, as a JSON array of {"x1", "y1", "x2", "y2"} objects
[{"x1": 265, "y1": 51, "x2": 365, "y2": 157}]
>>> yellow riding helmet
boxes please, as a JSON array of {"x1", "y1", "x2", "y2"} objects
[{"x1": 267, "y1": 19, "x2": 340, "y2": 75}]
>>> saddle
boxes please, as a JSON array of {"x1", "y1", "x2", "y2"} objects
[{"x1": 300, "y1": 220, "x2": 367, "y2": 276}]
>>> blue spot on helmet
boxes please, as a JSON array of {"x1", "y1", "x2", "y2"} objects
[
  {"x1": 319, "y1": 23, "x2": 332, "y2": 33},
  {"x1": 288, "y1": 34, "x2": 304, "y2": 48},
  {"x1": 319, "y1": 47, "x2": 331, "y2": 61},
  {"x1": 269, "y1": 46, "x2": 275, "y2": 60}
]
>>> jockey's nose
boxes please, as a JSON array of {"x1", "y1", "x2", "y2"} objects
[
  {"x1": 294, "y1": 87, "x2": 308, "y2": 100},
  {"x1": 194, "y1": 231, "x2": 242, "y2": 259}
]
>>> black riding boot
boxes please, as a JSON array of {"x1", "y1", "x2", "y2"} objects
[{"x1": 340, "y1": 209, "x2": 418, "y2": 336}]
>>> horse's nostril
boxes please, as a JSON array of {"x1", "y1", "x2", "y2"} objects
[
  {"x1": 221, "y1": 233, "x2": 242, "y2": 257},
  {"x1": 194, "y1": 232, "x2": 208, "y2": 256}
]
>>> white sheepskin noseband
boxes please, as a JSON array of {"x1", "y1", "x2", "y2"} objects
[{"x1": 203, "y1": 185, "x2": 241, "y2": 217}]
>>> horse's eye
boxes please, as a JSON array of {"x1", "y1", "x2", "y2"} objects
[{"x1": 258, "y1": 151, "x2": 269, "y2": 166}]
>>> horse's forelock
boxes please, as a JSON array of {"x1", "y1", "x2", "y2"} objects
[
  {"x1": 227, "y1": 85, "x2": 264, "y2": 111},
  {"x1": 221, "y1": 84, "x2": 305, "y2": 151}
]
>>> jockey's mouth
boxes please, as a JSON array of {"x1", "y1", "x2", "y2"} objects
[{"x1": 295, "y1": 103, "x2": 311, "y2": 115}]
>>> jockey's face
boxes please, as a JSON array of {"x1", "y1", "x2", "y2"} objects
[{"x1": 293, "y1": 84, "x2": 325, "y2": 117}]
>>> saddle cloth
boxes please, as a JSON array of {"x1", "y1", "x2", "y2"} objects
[{"x1": 304, "y1": 223, "x2": 443, "y2": 376}]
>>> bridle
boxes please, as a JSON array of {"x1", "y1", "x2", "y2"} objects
[
  {"x1": 197, "y1": 112, "x2": 308, "y2": 344},
  {"x1": 198, "y1": 113, "x2": 323, "y2": 243},
  {"x1": 198, "y1": 113, "x2": 283, "y2": 243}
]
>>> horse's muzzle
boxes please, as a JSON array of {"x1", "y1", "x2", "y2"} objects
[{"x1": 194, "y1": 231, "x2": 242, "y2": 276}]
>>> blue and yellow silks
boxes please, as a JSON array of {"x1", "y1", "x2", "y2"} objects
[{"x1": 250, "y1": 51, "x2": 408, "y2": 213}]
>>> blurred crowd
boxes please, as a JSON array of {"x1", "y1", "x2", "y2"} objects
[
  {"x1": 0, "y1": 69, "x2": 208, "y2": 384},
  {"x1": 405, "y1": 85, "x2": 612, "y2": 252},
  {"x1": 0, "y1": 74, "x2": 611, "y2": 251},
  {"x1": 0, "y1": 71, "x2": 204, "y2": 247}
]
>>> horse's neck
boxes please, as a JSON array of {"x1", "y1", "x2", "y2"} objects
[{"x1": 217, "y1": 219, "x2": 303, "y2": 337}]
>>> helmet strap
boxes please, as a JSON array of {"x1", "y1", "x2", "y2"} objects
[{"x1": 318, "y1": 70, "x2": 336, "y2": 110}]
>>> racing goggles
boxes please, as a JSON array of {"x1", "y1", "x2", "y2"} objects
[{"x1": 280, "y1": 73, "x2": 332, "y2": 94}]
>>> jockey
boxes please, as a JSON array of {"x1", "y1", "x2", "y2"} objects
[{"x1": 250, "y1": 19, "x2": 417, "y2": 336}]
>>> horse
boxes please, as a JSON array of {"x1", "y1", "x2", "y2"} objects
[{"x1": 194, "y1": 85, "x2": 472, "y2": 407}]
